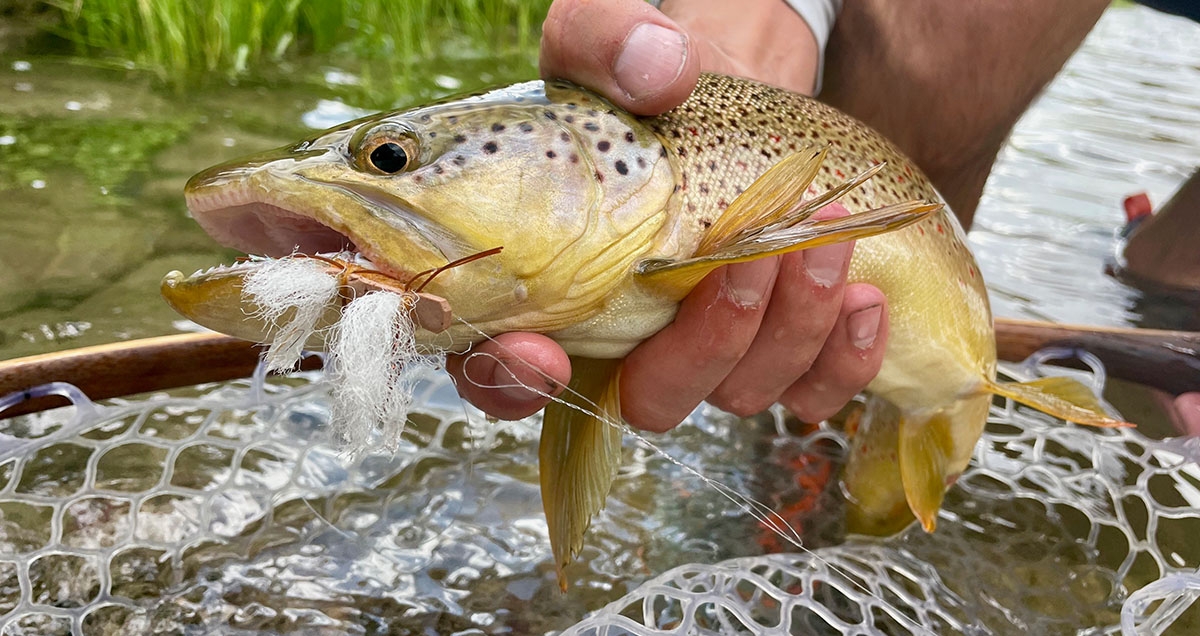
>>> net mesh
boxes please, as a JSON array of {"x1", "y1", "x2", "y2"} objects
[{"x1": 0, "y1": 359, "x2": 1198, "y2": 635}]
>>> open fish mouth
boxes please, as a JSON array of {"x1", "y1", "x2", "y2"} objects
[{"x1": 185, "y1": 184, "x2": 414, "y2": 283}]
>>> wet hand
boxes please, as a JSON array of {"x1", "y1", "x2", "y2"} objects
[{"x1": 447, "y1": 0, "x2": 889, "y2": 431}]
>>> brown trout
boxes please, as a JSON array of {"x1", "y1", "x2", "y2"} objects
[{"x1": 162, "y1": 74, "x2": 1124, "y2": 588}]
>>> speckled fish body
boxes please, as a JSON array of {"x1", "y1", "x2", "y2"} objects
[{"x1": 166, "y1": 75, "x2": 1120, "y2": 583}]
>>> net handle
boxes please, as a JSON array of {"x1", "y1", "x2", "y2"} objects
[{"x1": 1, "y1": 318, "x2": 1197, "y2": 419}]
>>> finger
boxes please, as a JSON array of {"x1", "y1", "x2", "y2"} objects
[
  {"x1": 620, "y1": 257, "x2": 779, "y2": 433},
  {"x1": 709, "y1": 204, "x2": 854, "y2": 415},
  {"x1": 445, "y1": 332, "x2": 571, "y2": 420},
  {"x1": 780, "y1": 283, "x2": 889, "y2": 423},
  {"x1": 539, "y1": 0, "x2": 701, "y2": 115},
  {"x1": 1174, "y1": 392, "x2": 1200, "y2": 436}
]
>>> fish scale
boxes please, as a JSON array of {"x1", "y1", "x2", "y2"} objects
[{"x1": 649, "y1": 75, "x2": 994, "y2": 414}]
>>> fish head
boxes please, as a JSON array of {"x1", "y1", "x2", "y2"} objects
[{"x1": 175, "y1": 81, "x2": 678, "y2": 344}]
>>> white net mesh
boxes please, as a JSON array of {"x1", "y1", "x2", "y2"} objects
[{"x1": 0, "y1": 359, "x2": 1198, "y2": 635}]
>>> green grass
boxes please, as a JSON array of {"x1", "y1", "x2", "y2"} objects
[{"x1": 43, "y1": 0, "x2": 551, "y2": 84}]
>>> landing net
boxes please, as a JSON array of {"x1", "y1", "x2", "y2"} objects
[{"x1": 0, "y1": 359, "x2": 1197, "y2": 634}]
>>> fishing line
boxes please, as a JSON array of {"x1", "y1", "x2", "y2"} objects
[
  {"x1": 452, "y1": 318, "x2": 929, "y2": 633},
  {"x1": 237, "y1": 255, "x2": 926, "y2": 631}
]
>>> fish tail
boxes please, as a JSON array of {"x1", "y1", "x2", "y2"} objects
[{"x1": 844, "y1": 395, "x2": 990, "y2": 536}]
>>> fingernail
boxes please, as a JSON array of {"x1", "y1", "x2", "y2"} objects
[
  {"x1": 848, "y1": 304, "x2": 882, "y2": 350},
  {"x1": 723, "y1": 261, "x2": 774, "y2": 308},
  {"x1": 464, "y1": 354, "x2": 539, "y2": 403},
  {"x1": 805, "y1": 243, "x2": 851, "y2": 287},
  {"x1": 613, "y1": 23, "x2": 687, "y2": 100},
  {"x1": 493, "y1": 361, "x2": 543, "y2": 402}
]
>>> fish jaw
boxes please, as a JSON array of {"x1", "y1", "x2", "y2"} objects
[
  {"x1": 161, "y1": 261, "x2": 339, "y2": 348},
  {"x1": 184, "y1": 143, "x2": 450, "y2": 287}
]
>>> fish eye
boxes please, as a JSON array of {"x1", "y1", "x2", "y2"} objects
[
  {"x1": 369, "y1": 142, "x2": 408, "y2": 173},
  {"x1": 352, "y1": 123, "x2": 419, "y2": 175}
]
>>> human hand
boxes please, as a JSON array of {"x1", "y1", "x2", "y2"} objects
[{"x1": 446, "y1": 0, "x2": 890, "y2": 432}]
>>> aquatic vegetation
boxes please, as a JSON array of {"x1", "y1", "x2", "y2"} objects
[
  {"x1": 40, "y1": 0, "x2": 551, "y2": 83},
  {"x1": 0, "y1": 115, "x2": 190, "y2": 192}
]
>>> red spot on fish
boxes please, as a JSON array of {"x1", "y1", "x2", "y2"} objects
[
  {"x1": 936, "y1": 223, "x2": 944, "y2": 234},
  {"x1": 736, "y1": 160, "x2": 748, "y2": 170},
  {"x1": 689, "y1": 127, "x2": 699, "y2": 136},
  {"x1": 896, "y1": 175, "x2": 906, "y2": 183},
  {"x1": 769, "y1": 134, "x2": 781, "y2": 143},
  {"x1": 918, "y1": 226, "x2": 925, "y2": 235},
  {"x1": 835, "y1": 169, "x2": 845, "y2": 178}
]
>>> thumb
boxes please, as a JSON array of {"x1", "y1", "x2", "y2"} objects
[{"x1": 539, "y1": 0, "x2": 701, "y2": 116}]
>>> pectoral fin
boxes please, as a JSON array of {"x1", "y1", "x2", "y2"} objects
[
  {"x1": 694, "y1": 148, "x2": 830, "y2": 256},
  {"x1": 539, "y1": 357, "x2": 624, "y2": 591},
  {"x1": 638, "y1": 200, "x2": 940, "y2": 297},
  {"x1": 985, "y1": 377, "x2": 1131, "y2": 428}
]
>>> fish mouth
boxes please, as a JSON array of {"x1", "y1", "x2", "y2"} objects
[{"x1": 185, "y1": 181, "x2": 418, "y2": 283}]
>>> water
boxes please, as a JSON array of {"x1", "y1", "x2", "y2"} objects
[
  {"x1": 970, "y1": 7, "x2": 1200, "y2": 328},
  {"x1": 0, "y1": 4, "x2": 1199, "y2": 635},
  {"x1": 0, "y1": 7, "x2": 1197, "y2": 361}
]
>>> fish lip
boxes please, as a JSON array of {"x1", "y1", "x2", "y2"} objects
[{"x1": 185, "y1": 179, "x2": 423, "y2": 284}]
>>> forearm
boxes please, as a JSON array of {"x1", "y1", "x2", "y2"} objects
[{"x1": 820, "y1": 0, "x2": 1110, "y2": 227}]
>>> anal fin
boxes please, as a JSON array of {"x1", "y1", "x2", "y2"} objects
[
  {"x1": 986, "y1": 376, "x2": 1131, "y2": 428},
  {"x1": 539, "y1": 357, "x2": 624, "y2": 591},
  {"x1": 898, "y1": 412, "x2": 957, "y2": 533}
]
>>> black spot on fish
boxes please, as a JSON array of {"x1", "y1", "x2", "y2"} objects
[
  {"x1": 614, "y1": 160, "x2": 628, "y2": 175},
  {"x1": 428, "y1": 131, "x2": 437, "y2": 138},
  {"x1": 624, "y1": 131, "x2": 635, "y2": 143},
  {"x1": 453, "y1": 155, "x2": 466, "y2": 167},
  {"x1": 566, "y1": 103, "x2": 578, "y2": 110},
  {"x1": 448, "y1": 115, "x2": 458, "y2": 124},
  {"x1": 583, "y1": 122, "x2": 600, "y2": 132},
  {"x1": 546, "y1": 150, "x2": 557, "y2": 159},
  {"x1": 699, "y1": 184, "x2": 709, "y2": 194},
  {"x1": 561, "y1": 132, "x2": 571, "y2": 143},
  {"x1": 597, "y1": 140, "x2": 611, "y2": 152},
  {"x1": 569, "y1": 153, "x2": 579, "y2": 164},
  {"x1": 677, "y1": 148, "x2": 687, "y2": 157},
  {"x1": 491, "y1": 123, "x2": 506, "y2": 133},
  {"x1": 595, "y1": 170, "x2": 605, "y2": 183},
  {"x1": 761, "y1": 149, "x2": 772, "y2": 159},
  {"x1": 565, "y1": 115, "x2": 575, "y2": 123},
  {"x1": 659, "y1": 147, "x2": 668, "y2": 158},
  {"x1": 544, "y1": 110, "x2": 557, "y2": 121},
  {"x1": 433, "y1": 165, "x2": 444, "y2": 175},
  {"x1": 483, "y1": 141, "x2": 498, "y2": 154},
  {"x1": 636, "y1": 156, "x2": 647, "y2": 169},
  {"x1": 419, "y1": 114, "x2": 431, "y2": 122},
  {"x1": 413, "y1": 175, "x2": 424, "y2": 184},
  {"x1": 708, "y1": 161, "x2": 718, "y2": 171},
  {"x1": 454, "y1": 134, "x2": 467, "y2": 143},
  {"x1": 519, "y1": 122, "x2": 534, "y2": 132},
  {"x1": 701, "y1": 219, "x2": 711, "y2": 228}
]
